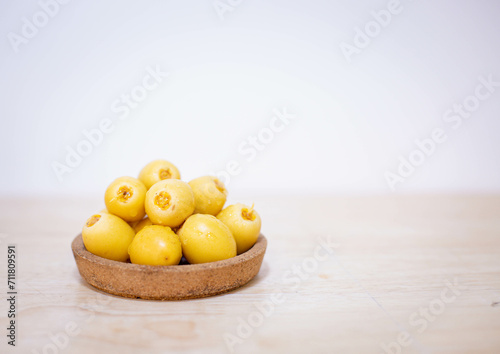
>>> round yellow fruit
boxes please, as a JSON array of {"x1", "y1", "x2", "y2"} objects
[
  {"x1": 189, "y1": 176, "x2": 227, "y2": 216},
  {"x1": 104, "y1": 176, "x2": 147, "y2": 222},
  {"x1": 145, "y1": 179, "x2": 195, "y2": 227},
  {"x1": 177, "y1": 214, "x2": 236, "y2": 264},
  {"x1": 82, "y1": 212, "x2": 135, "y2": 262},
  {"x1": 128, "y1": 225, "x2": 182, "y2": 266},
  {"x1": 138, "y1": 160, "x2": 181, "y2": 189},
  {"x1": 133, "y1": 217, "x2": 153, "y2": 233},
  {"x1": 217, "y1": 204, "x2": 261, "y2": 254}
]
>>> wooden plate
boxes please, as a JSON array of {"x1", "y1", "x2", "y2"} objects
[{"x1": 71, "y1": 234, "x2": 267, "y2": 300}]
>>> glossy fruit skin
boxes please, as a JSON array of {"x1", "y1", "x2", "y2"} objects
[
  {"x1": 217, "y1": 204, "x2": 261, "y2": 255},
  {"x1": 128, "y1": 225, "x2": 182, "y2": 266},
  {"x1": 189, "y1": 176, "x2": 227, "y2": 216},
  {"x1": 145, "y1": 179, "x2": 195, "y2": 228},
  {"x1": 138, "y1": 160, "x2": 181, "y2": 189},
  {"x1": 104, "y1": 177, "x2": 147, "y2": 222},
  {"x1": 177, "y1": 214, "x2": 236, "y2": 264},
  {"x1": 82, "y1": 212, "x2": 135, "y2": 262},
  {"x1": 133, "y1": 217, "x2": 153, "y2": 234}
]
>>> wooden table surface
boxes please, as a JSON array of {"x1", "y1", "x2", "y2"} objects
[{"x1": 1, "y1": 195, "x2": 499, "y2": 354}]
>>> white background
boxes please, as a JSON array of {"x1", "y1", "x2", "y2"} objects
[{"x1": 1, "y1": 0, "x2": 499, "y2": 197}]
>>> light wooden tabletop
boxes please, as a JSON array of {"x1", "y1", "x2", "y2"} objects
[{"x1": 1, "y1": 195, "x2": 499, "y2": 354}]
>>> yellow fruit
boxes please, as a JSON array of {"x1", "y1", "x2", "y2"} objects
[
  {"x1": 104, "y1": 176, "x2": 147, "y2": 222},
  {"x1": 138, "y1": 160, "x2": 181, "y2": 189},
  {"x1": 128, "y1": 225, "x2": 182, "y2": 266},
  {"x1": 189, "y1": 176, "x2": 227, "y2": 216},
  {"x1": 82, "y1": 212, "x2": 135, "y2": 262},
  {"x1": 177, "y1": 214, "x2": 236, "y2": 264},
  {"x1": 217, "y1": 204, "x2": 261, "y2": 254},
  {"x1": 145, "y1": 179, "x2": 195, "y2": 227},
  {"x1": 134, "y1": 217, "x2": 153, "y2": 233}
]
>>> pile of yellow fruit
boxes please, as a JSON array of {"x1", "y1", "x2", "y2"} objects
[{"x1": 82, "y1": 160, "x2": 262, "y2": 265}]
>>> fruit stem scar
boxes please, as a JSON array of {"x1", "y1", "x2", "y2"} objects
[
  {"x1": 214, "y1": 178, "x2": 226, "y2": 194},
  {"x1": 242, "y1": 205, "x2": 256, "y2": 221},
  {"x1": 117, "y1": 186, "x2": 133, "y2": 202},
  {"x1": 155, "y1": 191, "x2": 171, "y2": 210},
  {"x1": 159, "y1": 168, "x2": 171, "y2": 180},
  {"x1": 86, "y1": 214, "x2": 101, "y2": 227}
]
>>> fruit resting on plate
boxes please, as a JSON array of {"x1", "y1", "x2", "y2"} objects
[{"x1": 81, "y1": 160, "x2": 262, "y2": 265}]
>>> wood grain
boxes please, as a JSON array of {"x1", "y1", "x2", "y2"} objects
[{"x1": 0, "y1": 195, "x2": 499, "y2": 353}]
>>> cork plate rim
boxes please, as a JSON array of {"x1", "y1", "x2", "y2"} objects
[{"x1": 71, "y1": 234, "x2": 267, "y2": 300}]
